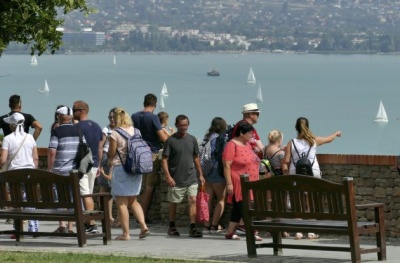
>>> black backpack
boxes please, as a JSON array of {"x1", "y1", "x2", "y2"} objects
[
  {"x1": 291, "y1": 140, "x2": 314, "y2": 176},
  {"x1": 214, "y1": 125, "x2": 234, "y2": 177}
]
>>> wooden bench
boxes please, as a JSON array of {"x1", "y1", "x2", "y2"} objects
[
  {"x1": 0, "y1": 169, "x2": 112, "y2": 247},
  {"x1": 240, "y1": 174, "x2": 386, "y2": 263}
]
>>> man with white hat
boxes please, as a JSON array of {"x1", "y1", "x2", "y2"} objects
[
  {"x1": 231, "y1": 103, "x2": 264, "y2": 154},
  {"x1": 48, "y1": 106, "x2": 80, "y2": 234}
]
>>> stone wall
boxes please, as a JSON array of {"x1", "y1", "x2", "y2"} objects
[{"x1": 36, "y1": 148, "x2": 399, "y2": 237}]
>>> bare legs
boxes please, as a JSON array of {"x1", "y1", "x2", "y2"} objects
[
  {"x1": 115, "y1": 195, "x2": 148, "y2": 240},
  {"x1": 140, "y1": 185, "x2": 154, "y2": 220},
  {"x1": 204, "y1": 181, "x2": 226, "y2": 228}
]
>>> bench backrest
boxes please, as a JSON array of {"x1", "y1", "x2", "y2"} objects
[
  {"x1": 0, "y1": 169, "x2": 81, "y2": 210},
  {"x1": 241, "y1": 174, "x2": 357, "y2": 222}
]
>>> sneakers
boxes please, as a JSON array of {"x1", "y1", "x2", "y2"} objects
[{"x1": 85, "y1": 224, "x2": 99, "y2": 234}]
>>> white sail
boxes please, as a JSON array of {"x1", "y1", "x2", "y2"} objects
[
  {"x1": 256, "y1": 84, "x2": 263, "y2": 103},
  {"x1": 159, "y1": 95, "x2": 165, "y2": 109},
  {"x1": 161, "y1": 82, "x2": 169, "y2": 97},
  {"x1": 38, "y1": 79, "x2": 50, "y2": 93},
  {"x1": 247, "y1": 67, "x2": 256, "y2": 84},
  {"x1": 113, "y1": 55, "x2": 116, "y2": 65},
  {"x1": 374, "y1": 100, "x2": 388, "y2": 122},
  {"x1": 30, "y1": 55, "x2": 38, "y2": 66}
]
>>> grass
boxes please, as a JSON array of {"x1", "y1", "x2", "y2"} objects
[{"x1": 0, "y1": 251, "x2": 217, "y2": 263}]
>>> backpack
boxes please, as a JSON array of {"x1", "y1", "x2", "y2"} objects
[
  {"x1": 214, "y1": 125, "x2": 234, "y2": 177},
  {"x1": 291, "y1": 139, "x2": 314, "y2": 176},
  {"x1": 199, "y1": 133, "x2": 218, "y2": 176},
  {"x1": 75, "y1": 129, "x2": 94, "y2": 176},
  {"x1": 115, "y1": 128, "x2": 153, "y2": 175}
]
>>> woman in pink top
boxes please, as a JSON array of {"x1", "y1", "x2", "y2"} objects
[{"x1": 222, "y1": 122, "x2": 261, "y2": 240}]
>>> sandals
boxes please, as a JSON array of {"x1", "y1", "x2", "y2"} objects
[
  {"x1": 112, "y1": 218, "x2": 121, "y2": 228},
  {"x1": 210, "y1": 224, "x2": 226, "y2": 234},
  {"x1": 307, "y1": 233, "x2": 320, "y2": 239},
  {"x1": 225, "y1": 233, "x2": 240, "y2": 240},
  {"x1": 295, "y1": 232, "x2": 304, "y2": 240},
  {"x1": 115, "y1": 235, "x2": 130, "y2": 241},
  {"x1": 53, "y1": 226, "x2": 67, "y2": 233},
  {"x1": 254, "y1": 234, "x2": 263, "y2": 241},
  {"x1": 167, "y1": 227, "x2": 180, "y2": 237},
  {"x1": 139, "y1": 229, "x2": 150, "y2": 239},
  {"x1": 189, "y1": 228, "x2": 203, "y2": 238}
]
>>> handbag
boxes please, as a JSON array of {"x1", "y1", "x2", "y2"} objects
[
  {"x1": 196, "y1": 185, "x2": 210, "y2": 223},
  {"x1": 75, "y1": 129, "x2": 94, "y2": 176}
]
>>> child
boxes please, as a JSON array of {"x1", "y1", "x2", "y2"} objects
[{"x1": 158, "y1": 111, "x2": 174, "y2": 137}]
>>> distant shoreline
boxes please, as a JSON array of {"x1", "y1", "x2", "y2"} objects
[{"x1": 5, "y1": 50, "x2": 400, "y2": 56}]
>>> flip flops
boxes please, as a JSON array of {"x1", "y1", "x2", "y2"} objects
[{"x1": 139, "y1": 229, "x2": 150, "y2": 239}]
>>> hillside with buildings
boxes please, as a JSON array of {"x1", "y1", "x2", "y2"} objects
[{"x1": 8, "y1": 0, "x2": 400, "y2": 53}]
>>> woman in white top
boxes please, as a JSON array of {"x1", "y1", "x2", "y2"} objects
[
  {"x1": 0, "y1": 112, "x2": 39, "y2": 234},
  {"x1": 283, "y1": 117, "x2": 341, "y2": 178},
  {"x1": 282, "y1": 117, "x2": 341, "y2": 240}
]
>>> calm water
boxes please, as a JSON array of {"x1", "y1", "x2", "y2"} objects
[{"x1": 1, "y1": 53, "x2": 400, "y2": 155}]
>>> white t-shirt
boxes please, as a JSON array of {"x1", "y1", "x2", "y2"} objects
[
  {"x1": 289, "y1": 138, "x2": 321, "y2": 178},
  {"x1": 2, "y1": 131, "x2": 36, "y2": 170},
  {"x1": 102, "y1": 125, "x2": 113, "y2": 153}
]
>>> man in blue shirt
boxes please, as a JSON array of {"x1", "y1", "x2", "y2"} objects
[
  {"x1": 132, "y1": 93, "x2": 168, "y2": 223},
  {"x1": 73, "y1": 100, "x2": 103, "y2": 233}
]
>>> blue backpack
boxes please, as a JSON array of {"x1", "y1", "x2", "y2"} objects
[{"x1": 115, "y1": 128, "x2": 153, "y2": 175}]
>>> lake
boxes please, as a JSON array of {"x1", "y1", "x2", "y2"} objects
[{"x1": 0, "y1": 53, "x2": 399, "y2": 155}]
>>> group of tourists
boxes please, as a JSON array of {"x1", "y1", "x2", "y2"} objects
[{"x1": 0, "y1": 92, "x2": 343, "y2": 242}]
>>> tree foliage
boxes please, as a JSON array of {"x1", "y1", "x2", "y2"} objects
[{"x1": 0, "y1": 0, "x2": 92, "y2": 56}]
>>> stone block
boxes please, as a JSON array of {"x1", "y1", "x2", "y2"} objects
[
  {"x1": 374, "y1": 187, "x2": 387, "y2": 198},
  {"x1": 393, "y1": 187, "x2": 400, "y2": 197},
  {"x1": 357, "y1": 187, "x2": 373, "y2": 195}
]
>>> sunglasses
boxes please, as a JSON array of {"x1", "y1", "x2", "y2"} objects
[{"x1": 73, "y1": 108, "x2": 83, "y2": 113}]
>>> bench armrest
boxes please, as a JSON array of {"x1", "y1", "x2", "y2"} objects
[{"x1": 356, "y1": 203, "x2": 384, "y2": 209}]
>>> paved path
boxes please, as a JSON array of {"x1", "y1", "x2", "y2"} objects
[{"x1": 0, "y1": 220, "x2": 398, "y2": 263}]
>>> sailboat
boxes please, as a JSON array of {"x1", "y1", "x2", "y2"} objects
[
  {"x1": 113, "y1": 55, "x2": 116, "y2": 65},
  {"x1": 159, "y1": 95, "x2": 165, "y2": 109},
  {"x1": 256, "y1": 84, "x2": 263, "y2": 103},
  {"x1": 247, "y1": 67, "x2": 256, "y2": 84},
  {"x1": 30, "y1": 55, "x2": 38, "y2": 66},
  {"x1": 374, "y1": 100, "x2": 388, "y2": 122},
  {"x1": 161, "y1": 82, "x2": 169, "y2": 97},
  {"x1": 38, "y1": 79, "x2": 50, "y2": 93}
]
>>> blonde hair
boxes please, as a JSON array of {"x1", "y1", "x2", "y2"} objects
[
  {"x1": 158, "y1": 111, "x2": 169, "y2": 125},
  {"x1": 113, "y1": 107, "x2": 132, "y2": 128},
  {"x1": 268, "y1": 129, "x2": 283, "y2": 144}
]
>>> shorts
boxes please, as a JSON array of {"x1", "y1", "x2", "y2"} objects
[
  {"x1": 80, "y1": 167, "x2": 98, "y2": 195},
  {"x1": 167, "y1": 184, "x2": 198, "y2": 203},
  {"x1": 205, "y1": 167, "x2": 225, "y2": 184},
  {"x1": 143, "y1": 153, "x2": 161, "y2": 187}
]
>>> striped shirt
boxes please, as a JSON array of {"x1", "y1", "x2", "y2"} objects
[{"x1": 48, "y1": 124, "x2": 81, "y2": 176}]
